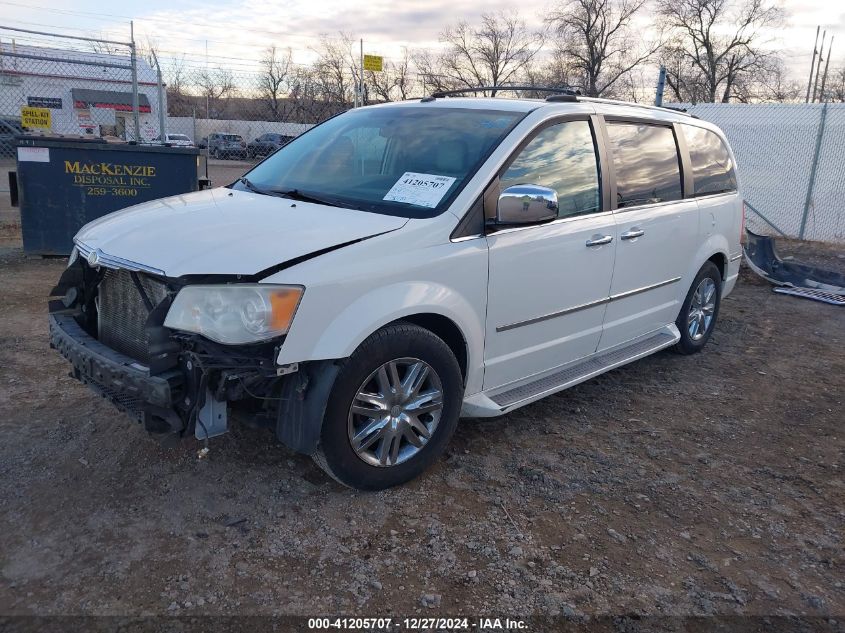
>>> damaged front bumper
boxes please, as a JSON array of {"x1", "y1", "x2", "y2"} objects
[
  {"x1": 49, "y1": 293, "x2": 338, "y2": 455},
  {"x1": 49, "y1": 311, "x2": 184, "y2": 427}
]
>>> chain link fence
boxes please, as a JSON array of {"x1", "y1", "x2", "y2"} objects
[
  {"x1": 2, "y1": 26, "x2": 844, "y2": 244},
  {"x1": 681, "y1": 102, "x2": 845, "y2": 244}
]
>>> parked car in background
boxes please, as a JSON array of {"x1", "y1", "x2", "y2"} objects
[
  {"x1": 0, "y1": 118, "x2": 26, "y2": 159},
  {"x1": 247, "y1": 133, "x2": 294, "y2": 159},
  {"x1": 153, "y1": 133, "x2": 194, "y2": 147},
  {"x1": 50, "y1": 93, "x2": 743, "y2": 490},
  {"x1": 207, "y1": 133, "x2": 247, "y2": 159}
]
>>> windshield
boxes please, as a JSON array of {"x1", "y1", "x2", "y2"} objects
[{"x1": 235, "y1": 106, "x2": 525, "y2": 217}]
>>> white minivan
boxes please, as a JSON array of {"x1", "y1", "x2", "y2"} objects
[{"x1": 50, "y1": 92, "x2": 743, "y2": 489}]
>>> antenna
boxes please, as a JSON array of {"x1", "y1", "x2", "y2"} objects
[
  {"x1": 812, "y1": 30, "x2": 826, "y2": 102},
  {"x1": 819, "y1": 36, "x2": 834, "y2": 103}
]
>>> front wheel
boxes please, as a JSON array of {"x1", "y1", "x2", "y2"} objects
[
  {"x1": 674, "y1": 261, "x2": 722, "y2": 355},
  {"x1": 313, "y1": 322, "x2": 463, "y2": 490}
]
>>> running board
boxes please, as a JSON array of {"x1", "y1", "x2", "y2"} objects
[{"x1": 483, "y1": 328, "x2": 679, "y2": 412}]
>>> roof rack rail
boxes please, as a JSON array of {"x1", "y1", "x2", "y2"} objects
[
  {"x1": 575, "y1": 96, "x2": 698, "y2": 118},
  {"x1": 426, "y1": 86, "x2": 581, "y2": 99}
]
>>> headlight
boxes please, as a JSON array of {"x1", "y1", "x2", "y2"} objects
[{"x1": 164, "y1": 284, "x2": 303, "y2": 344}]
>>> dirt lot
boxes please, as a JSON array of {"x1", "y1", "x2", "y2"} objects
[{"x1": 0, "y1": 229, "x2": 843, "y2": 620}]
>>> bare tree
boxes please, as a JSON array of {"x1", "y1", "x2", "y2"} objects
[
  {"x1": 196, "y1": 67, "x2": 235, "y2": 117},
  {"x1": 366, "y1": 48, "x2": 417, "y2": 101},
  {"x1": 437, "y1": 11, "x2": 544, "y2": 95},
  {"x1": 311, "y1": 34, "x2": 358, "y2": 106},
  {"x1": 547, "y1": 0, "x2": 660, "y2": 97},
  {"x1": 260, "y1": 46, "x2": 293, "y2": 120},
  {"x1": 413, "y1": 49, "x2": 462, "y2": 94},
  {"x1": 825, "y1": 67, "x2": 845, "y2": 103},
  {"x1": 754, "y1": 59, "x2": 802, "y2": 102},
  {"x1": 657, "y1": 0, "x2": 784, "y2": 103}
]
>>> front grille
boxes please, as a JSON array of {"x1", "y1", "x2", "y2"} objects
[{"x1": 97, "y1": 269, "x2": 169, "y2": 363}]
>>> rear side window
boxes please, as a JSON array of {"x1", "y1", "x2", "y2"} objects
[
  {"x1": 682, "y1": 124, "x2": 737, "y2": 196},
  {"x1": 500, "y1": 119, "x2": 601, "y2": 218},
  {"x1": 606, "y1": 123, "x2": 682, "y2": 208}
]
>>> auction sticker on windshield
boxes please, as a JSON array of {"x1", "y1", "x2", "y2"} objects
[{"x1": 383, "y1": 172, "x2": 456, "y2": 208}]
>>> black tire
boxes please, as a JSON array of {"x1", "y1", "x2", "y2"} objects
[
  {"x1": 674, "y1": 260, "x2": 722, "y2": 355},
  {"x1": 313, "y1": 322, "x2": 463, "y2": 490}
]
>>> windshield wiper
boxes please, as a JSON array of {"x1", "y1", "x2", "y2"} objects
[
  {"x1": 273, "y1": 188, "x2": 341, "y2": 207},
  {"x1": 238, "y1": 176, "x2": 279, "y2": 197},
  {"x1": 238, "y1": 179, "x2": 352, "y2": 209}
]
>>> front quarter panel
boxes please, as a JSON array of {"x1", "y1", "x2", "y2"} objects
[{"x1": 264, "y1": 219, "x2": 489, "y2": 396}]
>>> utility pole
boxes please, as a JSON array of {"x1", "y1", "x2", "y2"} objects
[
  {"x1": 654, "y1": 65, "x2": 666, "y2": 106},
  {"x1": 205, "y1": 40, "x2": 210, "y2": 118},
  {"x1": 819, "y1": 37, "x2": 833, "y2": 103},
  {"x1": 151, "y1": 49, "x2": 167, "y2": 143},
  {"x1": 812, "y1": 30, "x2": 826, "y2": 102},
  {"x1": 129, "y1": 20, "x2": 141, "y2": 142},
  {"x1": 359, "y1": 38, "x2": 364, "y2": 108},
  {"x1": 806, "y1": 26, "x2": 819, "y2": 103}
]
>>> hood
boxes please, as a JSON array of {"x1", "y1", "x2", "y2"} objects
[{"x1": 75, "y1": 188, "x2": 408, "y2": 277}]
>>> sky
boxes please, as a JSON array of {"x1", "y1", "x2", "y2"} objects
[{"x1": 0, "y1": 0, "x2": 843, "y2": 85}]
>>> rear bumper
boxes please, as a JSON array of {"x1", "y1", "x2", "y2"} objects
[{"x1": 49, "y1": 313, "x2": 179, "y2": 419}]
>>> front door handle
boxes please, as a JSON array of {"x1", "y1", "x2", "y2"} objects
[
  {"x1": 585, "y1": 234, "x2": 613, "y2": 247},
  {"x1": 621, "y1": 228, "x2": 645, "y2": 240}
]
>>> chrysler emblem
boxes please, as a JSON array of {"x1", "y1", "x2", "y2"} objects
[{"x1": 87, "y1": 248, "x2": 102, "y2": 267}]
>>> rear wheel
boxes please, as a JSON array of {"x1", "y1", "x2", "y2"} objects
[
  {"x1": 313, "y1": 322, "x2": 463, "y2": 490},
  {"x1": 674, "y1": 261, "x2": 722, "y2": 355}
]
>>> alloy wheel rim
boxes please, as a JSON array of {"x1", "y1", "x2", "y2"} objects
[
  {"x1": 347, "y1": 357, "x2": 444, "y2": 467},
  {"x1": 687, "y1": 277, "x2": 717, "y2": 341}
]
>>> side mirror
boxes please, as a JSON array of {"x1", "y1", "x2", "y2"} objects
[{"x1": 495, "y1": 185, "x2": 558, "y2": 225}]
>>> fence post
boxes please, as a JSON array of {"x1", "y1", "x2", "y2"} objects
[
  {"x1": 129, "y1": 21, "x2": 140, "y2": 142},
  {"x1": 151, "y1": 49, "x2": 166, "y2": 142},
  {"x1": 654, "y1": 65, "x2": 666, "y2": 107},
  {"x1": 799, "y1": 102, "x2": 828, "y2": 240}
]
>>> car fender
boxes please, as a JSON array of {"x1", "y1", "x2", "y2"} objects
[
  {"x1": 681, "y1": 232, "x2": 730, "y2": 300},
  {"x1": 277, "y1": 280, "x2": 486, "y2": 396}
]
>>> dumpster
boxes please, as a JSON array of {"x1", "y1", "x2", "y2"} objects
[{"x1": 14, "y1": 136, "x2": 201, "y2": 255}]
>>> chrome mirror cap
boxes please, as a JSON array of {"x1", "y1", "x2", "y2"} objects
[{"x1": 496, "y1": 185, "x2": 558, "y2": 225}]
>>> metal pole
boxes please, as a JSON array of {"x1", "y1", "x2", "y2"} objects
[
  {"x1": 812, "y1": 30, "x2": 826, "y2": 103},
  {"x1": 806, "y1": 26, "x2": 819, "y2": 103},
  {"x1": 129, "y1": 21, "x2": 140, "y2": 142},
  {"x1": 205, "y1": 40, "x2": 210, "y2": 117},
  {"x1": 819, "y1": 37, "x2": 833, "y2": 103},
  {"x1": 359, "y1": 38, "x2": 364, "y2": 108},
  {"x1": 654, "y1": 65, "x2": 666, "y2": 106},
  {"x1": 799, "y1": 102, "x2": 827, "y2": 240},
  {"x1": 151, "y1": 49, "x2": 166, "y2": 143}
]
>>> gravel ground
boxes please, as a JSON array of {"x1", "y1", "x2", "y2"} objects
[{"x1": 0, "y1": 238, "x2": 843, "y2": 619}]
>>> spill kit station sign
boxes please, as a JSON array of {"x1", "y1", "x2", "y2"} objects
[{"x1": 20, "y1": 106, "x2": 51, "y2": 129}]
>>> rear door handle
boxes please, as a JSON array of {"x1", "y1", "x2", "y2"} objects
[
  {"x1": 585, "y1": 234, "x2": 613, "y2": 247},
  {"x1": 620, "y1": 228, "x2": 645, "y2": 240}
]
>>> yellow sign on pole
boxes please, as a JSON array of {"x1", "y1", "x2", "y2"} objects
[
  {"x1": 21, "y1": 106, "x2": 51, "y2": 129},
  {"x1": 363, "y1": 54, "x2": 383, "y2": 72}
]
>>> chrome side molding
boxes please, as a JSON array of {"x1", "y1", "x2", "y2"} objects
[{"x1": 497, "y1": 276, "x2": 682, "y2": 333}]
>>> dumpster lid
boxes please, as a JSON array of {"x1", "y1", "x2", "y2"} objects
[{"x1": 14, "y1": 135, "x2": 200, "y2": 155}]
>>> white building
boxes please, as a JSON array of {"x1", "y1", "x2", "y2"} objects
[{"x1": 0, "y1": 42, "x2": 165, "y2": 141}]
